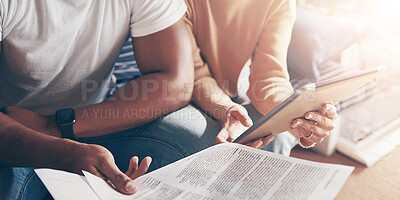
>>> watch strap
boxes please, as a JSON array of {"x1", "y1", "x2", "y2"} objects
[
  {"x1": 56, "y1": 108, "x2": 76, "y2": 140},
  {"x1": 59, "y1": 123, "x2": 76, "y2": 140}
]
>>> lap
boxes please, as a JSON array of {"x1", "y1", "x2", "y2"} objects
[
  {"x1": 1, "y1": 103, "x2": 296, "y2": 200},
  {"x1": 78, "y1": 104, "x2": 220, "y2": 171}
]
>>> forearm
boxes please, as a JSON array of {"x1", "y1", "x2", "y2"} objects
[
  {"x1": 192, "y1": 77, "x2": 236, "y2": 123},
  {"x1": 247, "y1": 77, "x2": 294, "y2": 115},
  {"x1": 247, "y1": 0, "x2": 296, "y2": 115},
  {"x1": 0, "y1": 113, "x2": 70, "y2": 168},
  {"x1": 73, "y1": 71, "x2": 192, "y2": 138}
]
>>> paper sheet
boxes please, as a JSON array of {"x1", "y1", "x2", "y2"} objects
[
  {"x1": 36, "y1": 143, "x2": 354, "y2": 200},
  {"x1": 35, "y1": 169, "x2": 101, "y2": 200}
]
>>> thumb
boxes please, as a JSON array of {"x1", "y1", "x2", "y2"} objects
[
  {"x1": 100, "y1": 160, "x2": 138, "y2": 194},
  {"x1": 216, "y1": 127, "x2": 229, "y2": 144}
]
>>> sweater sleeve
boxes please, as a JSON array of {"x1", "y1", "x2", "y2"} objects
[
  {"x1": 248, "y1": 0, "x2": 314, "y2": 148},
  {"x1": 184, "y1": 12, "x2": 235, "y2": 123},
  {"x1": 247, "y1": 0, "x2": 296, "y2": 115}
]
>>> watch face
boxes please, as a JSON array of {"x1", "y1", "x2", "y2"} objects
[{"x1": 56, "y1": 108, "x2": 76, "y2": 125}]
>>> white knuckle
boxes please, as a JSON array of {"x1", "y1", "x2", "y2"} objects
[
  {"x1": 320, "y1": 117, "x2": 326, "y2": 125},
  {"x1": 309, "y1": 124, "x2": 316, "y2": 132}
]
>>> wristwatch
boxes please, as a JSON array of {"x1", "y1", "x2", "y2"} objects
[{"x1": 55, "y1": 108, "x2": 76, "y2": 140}]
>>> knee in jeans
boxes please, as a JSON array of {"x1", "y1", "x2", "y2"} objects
[
  {"x1": 151, "y1": 111, "x2": 209, "y2": 140},
  {"x1": 263, "y1": 132, "x2": 298, "y2": 156},
  {"x1": 0, "y1": 167, "x2": 50, "y2": 200}
]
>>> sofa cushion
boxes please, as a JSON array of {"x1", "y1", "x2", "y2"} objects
[{"x1": 287, "y1": 8, "x2": 368, "y2": 82}]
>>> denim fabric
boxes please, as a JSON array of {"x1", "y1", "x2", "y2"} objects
[
  {"x1": 0, "y1": 167, "x2": 51, "y2": 200},
  {"x1": 0, "y1": 104, "x2": 297, "y2": 200}
]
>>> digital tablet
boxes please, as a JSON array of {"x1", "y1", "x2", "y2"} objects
[{"x1": 234, "y1": 66, "x2": 385, "y2": 144}]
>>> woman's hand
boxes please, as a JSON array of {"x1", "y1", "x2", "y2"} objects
[
  {"x1": 216, "y1": 104, "x2": 275, "y2": 149},
  {"x1": 290, "y1": 104, "x2": 338, "y2": 148},
  {"x1": 62, "y1": 140, "x2": 151, "y2": 195}
]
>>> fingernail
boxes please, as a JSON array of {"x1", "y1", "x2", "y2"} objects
[
  {"x1": 306, "y1": 113, "x2": 314, "y2": 119},
  {"x1": 125, "y1": 181, "x2": 137, "y2": 192},
  {"x1": 292, "y1": 120, "x2": 302, "y2": 128},
  {"x1": 146, "y1": 156, "x2": 152, "y2": 163},
  {"x1": 256, "y1": 140, "x2": 263, "y2": 148},
  {"x1": 324, "y1": 105, "x2": 331, "y2": 111},
  {"x1": 246, "y1": 120, "x2": 253, "y2": 126}
]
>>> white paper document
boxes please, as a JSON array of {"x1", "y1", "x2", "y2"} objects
[{"x1": 35, "y1": 143, "x2": 354, "y2": 200}]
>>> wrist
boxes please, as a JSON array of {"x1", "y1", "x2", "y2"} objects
[
  {"x1": 45, "y1": 115, "x2": 62, "y2": 137},
  {"x1": 51, "y1": 138, "x2": 82, "y2": 171},
  {"x1": 214, "y1": 103, "x2": 235, "y2": 123},
  {"x1": 218, "y1": 103, "x2": 240, "y2": 123},
  {"x1": 55, "y1": 108, "x2": 76, "y2": 139}
]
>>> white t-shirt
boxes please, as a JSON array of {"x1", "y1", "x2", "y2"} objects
[{"x1": 0, "y1": 0, "x2": 186, "y2": 115}]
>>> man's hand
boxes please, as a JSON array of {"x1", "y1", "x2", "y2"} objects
[
  {"x1": 216, "y1": 104, "x2": 275, "y2": 149},
  {"x1": 125, "y1": 156, "x2": 152, "y2": 181},
  {"x1": 1, "y1": 106, "x2": 60, "y2": 137},
  {"x1": 290, "y1": 104, "x2": 338, "y2": 147},
  {"x1": 0, "y1": 107, "x2": 151, "y2": 194},
  {"x1": 63, "y1": 141, "x2": 151, "y2": 195}
]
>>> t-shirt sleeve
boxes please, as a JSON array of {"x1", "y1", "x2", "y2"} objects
[
  {"x1": 0, "y1": 1, "x2": 4, "y2": 41},
  {"x1": 130, "y1": 0, "x2": 187, "y2": 37},
  {"x1": 247, "y1": 0, "x2": 296, "y2": 115}
]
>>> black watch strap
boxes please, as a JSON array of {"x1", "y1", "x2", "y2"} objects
[
  {"x1": 59, "y1": 123, "x2": 75, "y2": 139},
  {"x1": 55, "y1": 108, "x2": 76, "y2": 140}
]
